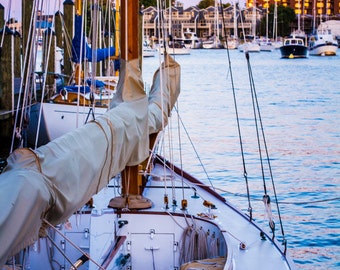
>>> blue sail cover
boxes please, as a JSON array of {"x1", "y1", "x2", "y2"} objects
[{"x1": 71, "y1": 15, "x2": 115, "y2": 63}]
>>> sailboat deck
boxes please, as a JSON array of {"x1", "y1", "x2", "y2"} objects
[{"x1": 85, "y1": 161, "x2": 294, "y2": 269}]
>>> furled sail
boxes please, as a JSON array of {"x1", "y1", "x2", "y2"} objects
[{"x1": 0, "y1": 55, "x2": 180, "y2": 266}]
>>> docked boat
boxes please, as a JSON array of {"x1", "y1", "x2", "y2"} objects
[
  {"x1": 238, "y1": 39, "x2": 260, "y2": 52},
  {"x1": 0, "y1": 1, "x2": 296, "y2": 270},
  {"x1": 202, "y1": 35, "x2": 224, "y2": 49},
  {"x1": 182, "y1": 29, "x2": 202, "y2": 49},
  {"x1": 259, "y1": 39, "x2": 275, "y2": 52},
  {"x1": 143, "y1": 39, "x2": 157, "y2": 57},
  {"x1": 280, "y1": 34, "x2": 308, "y2": 58},
  {"x1": 203, "y1": 0, "x2": 224, "y2": 49},
  {"x1": 280, "y1": 9, "x2": 308, "y2": 59},
  {"x1": 27, "y1": 5, "x2": 119, "y2": 147},
  {"x1": 308, "y1": 23, "x2": 338, "y2": 56},
  {"x1": 259, "y1": 6, "x2": 275, "y2": 52},
  {"x1": 238, "y1": 4, "x2": 260, "y2": 53},
  {"x1": 159, "y1": 38, "x2": 191, "y2": 55}
]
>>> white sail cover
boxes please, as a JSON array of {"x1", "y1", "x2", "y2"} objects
[{"x1": 0, "y1": 55, "x2": 180, "y2": 266}]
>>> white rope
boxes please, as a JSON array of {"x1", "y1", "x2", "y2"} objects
[
  {"x1": 10, "y1": 0, "x2": 39, "y2": 152},
  {"x1": 34, "y1": 0, "x2": 59, "y2": 149}
]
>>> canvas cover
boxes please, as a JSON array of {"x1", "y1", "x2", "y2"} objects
[{"x1": 0, "y1": 55, "x2": 180, "y2": 266}]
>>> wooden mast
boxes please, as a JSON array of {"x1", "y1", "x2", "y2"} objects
[
  {"x1": 120, "y1": 0, "x2": 140, "y2": 61},
  {"x1": 120, "y1": 0, "x2": 143, "y2": 198},
  {"x1": 109, "y1": 0, "x2": 152, "y2": 209}
]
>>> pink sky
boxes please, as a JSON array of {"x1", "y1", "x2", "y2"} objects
[
  {"x1": 0, "y1": 0, "x2": 64, "y2": 21},
  {"x1": 0, "y1": 0, "x2": 204, "y2": 21}
]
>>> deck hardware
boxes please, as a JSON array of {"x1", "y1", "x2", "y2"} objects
[
  {"x1": 150, "y1": 229, "x2": 155, "y2": 239},
  {"x1": 118, "y1": 220, "x2": 128, "y2": 228},
  {"x1": 60, "y1": 240, "x2": 65, "y2": 250},
  {"x1": 84, "y1": 228, "x2": 89, "y2": 239},
  {"x1": 239, "y1": 242, "x2": 247, "y2": 250},
  {"x1": 173, "y1": 241, "x2": 178, "y2": 251}
]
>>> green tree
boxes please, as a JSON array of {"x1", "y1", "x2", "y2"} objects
[
  {"x1": 140, "y1": 0, "x2": 157, "y2": 8},
  {"x1": 197, "y1": 0, "x2": 216, "y2": 9},
  {"x1": 259, "y1": 4, "x2": 296, "y2": 37},
  {"x1": 140, "y1": 0, "x2": 176, "y2": 8}
]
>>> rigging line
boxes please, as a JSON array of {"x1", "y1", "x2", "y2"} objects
[
  {"x1": 176, "y1": 102, "x2": 186, "y2": 201},
  {"x1": 35, "y1": 0, "x2": 58, "y2": 149},
  {"x1": 74, "y1": 0, "x2": 87, "y2": 129},
  {"x1": 212, "y1": 185, "x2": 340, "y2": 205},
  {"x1": 246, "y1": 52, "x2": 268, "y2": 195},
  {"x1": 278, "y1": 197, "x2": 340, "y2": 205},
  {"x1": 157, "y1": 0, "x2": 169, "y2": 199},
  {"x1": 245, "y1": 54, "x2": 286, "y2": 242},
  {"x1": 246, "y1": 54, "x2": 286, "y2": 239},
  {"x1": 228, "y1": 48, "x2": 253, "y2": 219},
  {"x1": 45, "y1": 234, "x2": 78, "y2": 270},
  {"x1": 173, "y1": 107, "x2": 215, "y2": 190},
  {"x1": 42, "y1": 218, "x2": 105, "y2": 270},
  {"x1": 254, "y1": 84, "x2": 286, "y2": 239},
  {"x1": 10, "y1": 0, "x2": 39, "y2": 153},
  {"x1": 167, "y1": 119, "x2": 177, "y2": 205}
]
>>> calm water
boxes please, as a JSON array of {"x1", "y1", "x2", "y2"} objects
[{"x1": 143, "y1": 49, "x2": 340, "y2": 269}]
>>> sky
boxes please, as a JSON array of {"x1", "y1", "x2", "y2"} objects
[
  {"x1": 0, "y1": 0, "x2": 64, "y2": 21},
  {"x1": 0, "y1": 0, "x2": 236, "y2": 22}
]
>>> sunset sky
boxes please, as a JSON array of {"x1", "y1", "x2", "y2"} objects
[{"x1": 0, "y1": 0, "x2": 219, "y2": 22}]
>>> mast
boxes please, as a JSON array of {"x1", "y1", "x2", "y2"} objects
[
  {"x1": 233, "y1": 1, "x2": 238, "y2": 39},
  {"x1": 121, "y1": 0, "x2": 139, "y2": 61},
  {"x1": 117, "y1": 0, "x2": 144, "y2": 199},
  {"x1": 252, "y1": 0, "x2": 256, "y2": 37},
  {"x1": 273, "y1": 0, "x2": 278, "y2": 41},
  {"x1": 312, "y1": 0, "x2": 316, "y2": 34},
  {"x1": 297, "y1": 0, "x2": 301, "y2": 32}
]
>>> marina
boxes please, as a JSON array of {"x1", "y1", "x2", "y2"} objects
[
  {"x1": 142, "y1": 48, "x2": 340, "y2": 269},
  {"x1": 0, "y1": 1, "x2": 339, "y2": 270}
]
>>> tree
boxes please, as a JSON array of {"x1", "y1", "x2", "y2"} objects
[
  {"x1": 197, "y1": 0, "x2": 216, "y2": 9},
  {"x1": 140, "y1": 0, "x2": 175, "y2": 8},
  {"x1": 140, "y1": 0, "x2": 157, "y2": 8},
  {"x1": 259, "y1": 4, "x2": 296, "y2": 37}
]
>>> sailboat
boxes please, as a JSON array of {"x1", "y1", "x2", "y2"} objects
[
  {"x1": 238, "y1": 1, "x2": 260, "y2": 52},
  {"x1": 224, "y1": 0, "x2": 239, "y2": 50},
  {"x1": 259, "y1": 6, "x2": 275, "y2": 51},
  {"x1": 27, "y1": 1, "x2": 119, "y2": 147},
  {"x1": 271, "y1": 0, "x2": 282, "y2": 49},
  {"x1": 202, "y1": 0, "x2": 224, "y2": 49},
  {"x1": 0, "y1": 1, "x2": 296, "y2": 269},
  {"x1": 159, "y1": 2, "x2": 191, "y2": 55}
]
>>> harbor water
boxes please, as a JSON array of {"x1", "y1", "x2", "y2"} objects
[{"x1": 143, "y1": 49, "x2": 340, "y2": 269}]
